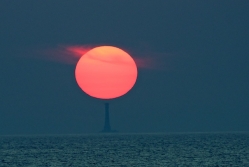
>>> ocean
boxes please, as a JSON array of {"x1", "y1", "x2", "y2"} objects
[{"x1": 0, "y1": 132, "x2": 248, "y2": 166}]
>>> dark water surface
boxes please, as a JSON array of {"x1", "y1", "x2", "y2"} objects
[{"x1": 0, "y1": 133, "x2": 249, "y2": 166}]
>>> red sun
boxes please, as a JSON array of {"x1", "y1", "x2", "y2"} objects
[{"x1": 75, "y1": 46, "x2": 137, "y2": 99}]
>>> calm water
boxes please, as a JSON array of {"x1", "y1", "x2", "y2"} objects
[{"x1": 0, "y1": 133, "x2": 249, "y2": 166}]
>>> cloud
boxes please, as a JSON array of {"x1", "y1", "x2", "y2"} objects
[
  {"x1": 18, "y1": 44, "x2": 174, "y2": 71},
  {"x1": 130, "y1": 50, "x2": 175, "y2": 71},
  {"x1": 37, "y1": 45, "x2": 94, "y2": 64}
]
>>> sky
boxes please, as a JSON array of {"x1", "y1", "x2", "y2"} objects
[{"x1": 0, "y1": 0, "x2": 249, "y2": 135}]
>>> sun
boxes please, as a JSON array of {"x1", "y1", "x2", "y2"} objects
[{"x1": 75, "y1": 46, "x2": 137, "y2": 99}]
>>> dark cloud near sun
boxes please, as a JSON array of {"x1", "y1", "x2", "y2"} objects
[{"x1": 14, "y1": 44, "x2": 172, "y2": 70}]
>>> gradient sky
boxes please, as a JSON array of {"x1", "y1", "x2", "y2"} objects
[{"x1": 1, "y1": 0, "x2": 249, "y2": 135}]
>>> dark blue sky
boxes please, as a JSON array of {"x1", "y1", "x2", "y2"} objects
[{"x1": 1, "y1": 0, "x2": 249, "y2": 135}]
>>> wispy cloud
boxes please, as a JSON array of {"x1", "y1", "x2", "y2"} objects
[{"x1": 18, "y1": 44, "x2": 174, "y2": 70}]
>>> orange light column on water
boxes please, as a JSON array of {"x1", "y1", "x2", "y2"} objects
[{"x1": 75, "y1": 46, "x2": 137, "y2": 99}]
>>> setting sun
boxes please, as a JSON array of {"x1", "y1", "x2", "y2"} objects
[{"x1": 75, "y1": 46, "x2": 137, "y2": 99}]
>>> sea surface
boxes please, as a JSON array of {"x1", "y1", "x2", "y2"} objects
[{"x1": 0, "y1": 132, "x2": 249, "y2": 167}]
